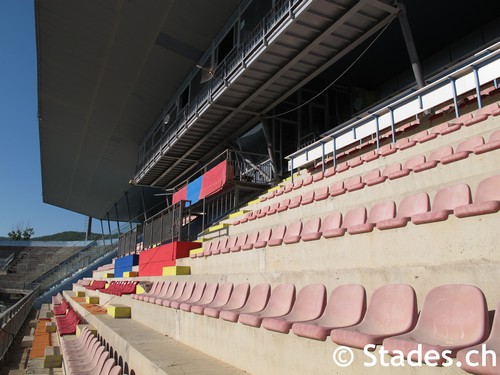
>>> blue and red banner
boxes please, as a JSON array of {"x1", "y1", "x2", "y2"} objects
[{"x1": 172, "y1": 160, "x2": 228, "y2": 206}]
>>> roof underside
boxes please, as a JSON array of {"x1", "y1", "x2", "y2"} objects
[
  {"x1": 37, "y1": 0, "x2": 500, "y2": 221},
  {"x1": 36, "y1": 0, "x2": 240, "y2": 220}
]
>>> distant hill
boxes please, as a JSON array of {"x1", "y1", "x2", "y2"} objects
[{"x1": 31, "y1": 231, "x2": 107, "y2": 242}]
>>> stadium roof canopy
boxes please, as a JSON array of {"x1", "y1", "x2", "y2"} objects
[
  {"x1": 36, "y1": 0, "x2": 240, "y2": 221},
  {"x1": 36, "y1": 0, "x2": 499, "y2": 222}
]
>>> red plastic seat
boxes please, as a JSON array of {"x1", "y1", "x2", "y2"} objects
[
  {"x1": 221, "y1": 235, "x2": 238, "y2": 254},
  {"x1": 387, "y1": 155, "x2": 426, "y2": 179},
  {"x1": 288, "y1": 194, "x2": 302, "y2": 209},
  {"x1": 314, "y1": 186, "x2": 329, "y2": 201},
  {"x1": 412, "y1": 183, "x2": 471, "y2": 224},
  {"x1": 377, "y1": 192, "x2": 430, "y2": 229},
  {"x1": 301, "y1": 190, "x2": 315, "y2": 205},
  {"x1": 329, "y1": 181, "x2": 346, "y2": 197},
  {"x1": 240, "y1": 231, "x2": 259, "y2": 251},
  {"x1": 474, "y1": 129, "x2": 500, "y2": 155},
  {"x1": 413, "y1": 146, "x2": 453, "y2": 172},
  {"x1": 276, "y1": 199, "x2": 291, "y2": 213},
  {"x1": 262, "y1": 284, "x2": 326, "y2": 334},
  {"x1": 292, "y1": 284, "x2": 366, "y2": 341},
  {"x1": 280, "y1": 222, "x2": 302, "y2": 245},
  {"x1": 252, "y1": 228, "x2": 272, "y2": 249},
  {"x1": 204, "y1": 283, "x2": 250, "y2": 318},
  {"x1": 456, "y1": 300, "x2": 500, "y2": 375},
  {"x1": 330, "y1": 284, "x2": 418, "y2": 349},
  {"x1": 322, "y1": 212, "x2": 343, "y2": 239},
  {"x1": 229, "y1": 234, "x2": 248, "y2": 252},
  {"x1": 455, "y1": 175, "x2": 500, "y2": 218},
  {"x1": 180, "y1": 283, "x2": 219, "y2": 312},
  {"x1": 265, "y1": 225, "x2": 287, "y2": 247},
  {"x1": 441, "y1": 136, "x2": 485, "y2": 164},
  {"x1": 238, "y1": 283, "x2": 296, "y2": 328},
  {"x1": 383, "y1": 285, "x2": 489, "y2": 365},
  {"x1": 163, "y1": 281, "x2": 195, "y2": 307},
  {"x1": 349, "y1": 201, "x2": 396, "y2": 234},
  {"x1": 301, "y1": 217, "x2": 321, "y2": 241},
  {"x1": 463, "y1": 102, "x2": 500, "y2": 126},
  {"x1": 345, "y1": 175, "x2": 365, "y2": 192},
  {"x1": 171, "y1": 282, "x2": 206, "y2": 309},
  {"x1": 219, "y1": 283, "x2": 271, "y2": 323}
]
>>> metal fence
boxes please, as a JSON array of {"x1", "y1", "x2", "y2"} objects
[
  {"x1": 117, "y1": 227, "x2": 139, "y2": 257},
  {"x1": 142, "y1": 201, "x2": 189, "y2": 249},
  {"x1": 0, "y1": 286, "x2": 39, "y2": 360}
]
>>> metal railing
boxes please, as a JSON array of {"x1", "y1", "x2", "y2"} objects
[
  {"x1": 135, "y1": 0, "x2": 307, "y2": 180},
  {"x1": 0, "y1": 252, "x2": 14, "y2": 270},
  {"x1": 0, "y1": 286, "x2": 39, "y2": 360},
  {"x1": 117, "y1": 227, "x2": 140, "y2": 257},
  {"x1": 142, "y1": 201, "x2": 189, "y2": 249}
]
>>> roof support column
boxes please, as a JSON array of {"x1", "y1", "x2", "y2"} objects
[
  {"x1": 261, "y1": 118, "x2": 279, "y2": 182},
  {"x1": 397, "y1": 0, "x2": 425, "y2": 89},
  {"x1": 85, "y1": 217, "x2": 92, "y2": 242}
]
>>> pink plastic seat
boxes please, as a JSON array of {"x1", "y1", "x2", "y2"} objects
[
  {"x1": 292, "y1": 180, "x2": 304, "y2": 190},
  {"x1": 430, "y1": 121, "x2": 462, "y2": 137},
  {"x1": 288, "y1": 194, "x2": 302, "y2": 209},
  {"x1": 230, "y1": 234, "x2": 248, "y2": 252},
  {"x1": 97, "y1": 358, "x2": 116, "y2": 375},
  {"x1": 156, "y1": 282, "x2": 185, "y2": 305},
  {"x1": 413, "y1": 146, "x2": 453, "y2": 172},
  {"x1": 377, "y1": 192, "x2": 430, "y2": 229},
  {"x1": 221, "y1": 235, "x2": 238, "y2": 254},
  {"x1": 329, "y1": 181, "x2": 346, "y2": 197},
  {"x1": 276, "y1": 199, "x2": 291, "y2": 213},
  {"x1": 324, "y1": 166, "x2": 336, "y2": 178},
  {"x1": 379, "y1": 143, "x2": 397, "y2": 156},
  {"x1": 395, "y1": 137, "x2": 416, "y2": 151},
  {"x1": 107, "y1": 366, "x2": 122, "y2": 375},
  {"x1": 336, "y1": 162, "x2": 349, "y2": 173},
  {"x1": 280, "y1": 221, "x2": 303, "y2": 245},
  {"x1": 246, "y1": 208, "x2": 260, "y2": 221},
  {"x1": 383, "y1": 285, "x2": 489, "y2": 365},
  {"x1": 171, "y1": 282, "x2": 206, "y2": 309},
  {"x1": 282, "y1": 183, "x2": 294, "y2": 194},
  {"x1": 347, "y1": 156, "x2": 363, "y2": 168},
  {"x1": 220, "y1": 283, "x2": 271, "y2": 322},
  {"x1": 398, "y1": 118, "x2": 420, "y2": 133},
  {"x1": 179, "y1": 283, "x2": 218, "y2": 312},
  {"x1": 345, "y1": 175, "x2": 365, "y2": 192},
  {"x1": 313, "y1": 171, "x2": 324, "y2": 182},
  {"x1": 412, "y1": 184, "x2": 471, "y2": 224},
  {"x1": 255, "y1": 205, "x2": 270, "y2": 218},
  {"x1": 363, "y1": 150, "x2": 380, "y2": 162},
  {"x1": 253, "y1": 228, "x2": 272, "y2": 249},
  {"x1": 187, "y1": 283, "x2": 230, "y2": 314},
  {"x1": 211, "y1": 237, "x2": 227, "y2": 256},
  {"x1": 474, "y1": 129, "x2": 500, "y2": 155},
  {"x1": 239, "y1": 283, "x2": 296, "y2": 327},
  {"x1": 146, "y1": 281, "x2": 171, "y2": 303},
  {"x1": 441, "y1": 136, "x2": 485, "y2": 164},
  {"x1": 464, "y1": 102, "x2": 499, "y2": 126},
  {"x1": 266, "y1": 225, "x2": 287, "y2": 247},
  {"x1": 326, "y1": 207, "x2": 364, "y2": 238},
  {"x1": 301, "y1": 190, "x2": 315, "y2": 205},
  {"x1": 456, "y1": 300, "x2": 500, "y2": 375},
  {"x1": 301, "y1": 217, "x2": 321, "y2": 241},
  {"x1": 240, "y1": 231, "x2": 259, "y2": 251},
  {"x1": 135, "y1": 281, "x2": 161, "y2": 301},
  {"x1": 163, "y1": 281, "x2": 195, "y2": 307},
  {"x1": 455, "y1": 175, "x2": 500, "y2": 218},
  {"x1": 412, "y1": 129, "x2": 438, "y2": 143},
  {"x1": 322, "y1": 212, "x2": 343, "y2": 239},
  {"x1": 363, "y1": 168, "x2": 386, "y2": 186},
  {"x1": 349, "y1": 201, "x2": 396, "y2": 234},
  {"x1": 314, "y1": 186, "x2": 329, "y2": 201},
  {"x1": 330, "y1": 284, "x2": 418, "y2": 349},
  {"x1": 302, "y1": 175, "x2": 313, "y2": 187},
  {"x1": 387, "y1": 155, "x2": 426, "y2": 179},
  {"x1": 204, "y1": 283, "x2": 250, "y2": 318},
  {"x1": 292, "y1": 284, "x2": 366, "y2": 341},
  {"x1": 266, "y1": 202, "x2": 280, "y2": 216},
  {"x1": 262, "y1": 284, "x2": 327, "y2": 334}
]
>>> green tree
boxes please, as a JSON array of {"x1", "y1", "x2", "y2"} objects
[{"x1": 8, "y1": 224, "x2": 35, "y2": 240}]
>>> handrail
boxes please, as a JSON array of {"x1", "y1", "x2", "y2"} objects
[
  {"x1": 135, "y1": 0, "x2": 307, "y2": 181},
  {"x1": 0, "y1": 286, "x2": 39, "y2": 360},
  {"x1": 285, "y1": 41, "x2": 500, "y2": 170}
]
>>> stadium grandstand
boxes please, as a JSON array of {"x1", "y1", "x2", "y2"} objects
[{"x1": 1, "y1": 0, "x2": 499, "y2": 374}]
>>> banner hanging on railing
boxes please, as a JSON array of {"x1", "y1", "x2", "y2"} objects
[{"x1": 172, "y1": 160, "x2": 228, "y2": 206}]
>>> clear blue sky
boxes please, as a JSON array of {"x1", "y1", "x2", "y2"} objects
[{"x1": 0, "y1": 1, "x2": 88, "y2": 237}]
